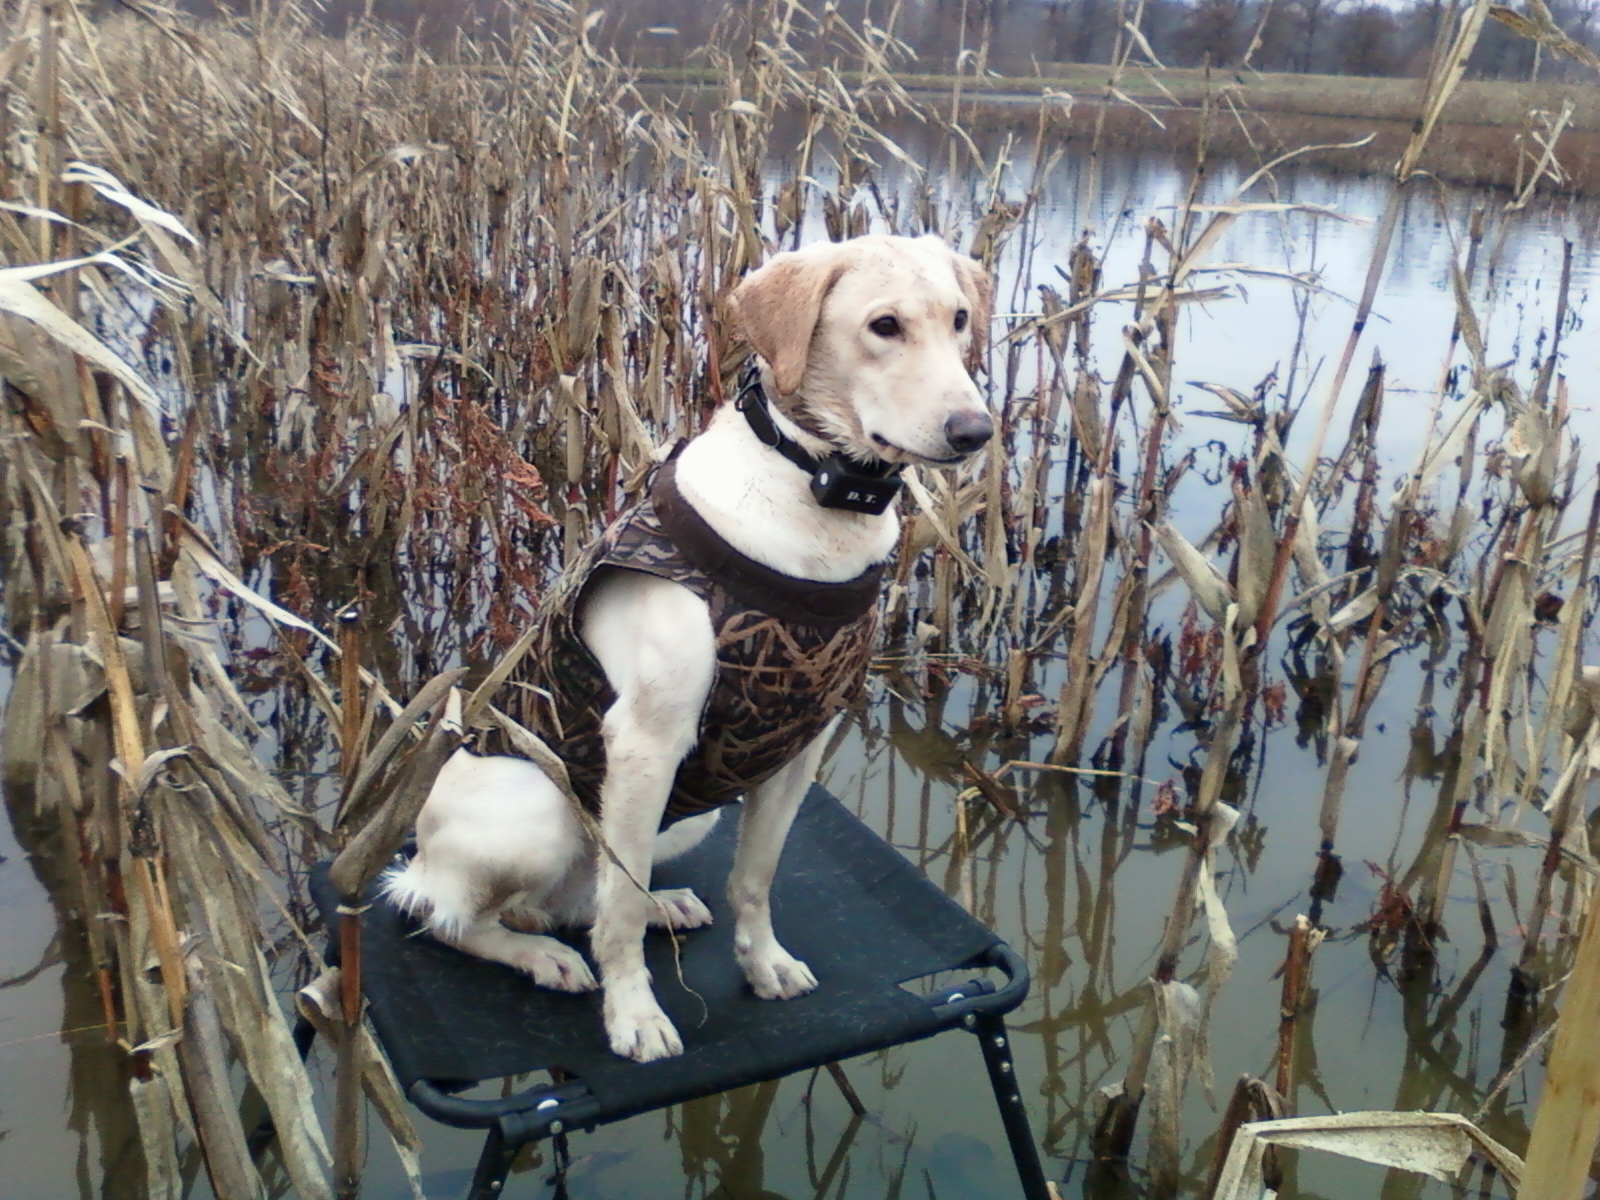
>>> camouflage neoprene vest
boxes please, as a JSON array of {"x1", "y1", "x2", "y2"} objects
[{"x1": 481, "y1": 457, "x2": 885, "y2": 827}]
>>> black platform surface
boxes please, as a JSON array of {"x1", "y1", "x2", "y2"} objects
[{"x1": 311, "y1": 785, "x2": 1005, "y2": 1126}]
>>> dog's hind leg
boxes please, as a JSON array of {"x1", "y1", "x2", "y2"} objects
[
  {"x1": 390, "y1": 749, "x2": 599, "y2": 990},
  {"x1": 728, "y1": 719, "x2": 835, "y2": 1000},
  {"x1": 383, "y1": 856, "x2": 598, "y2": 991},
  {"x1": 643, "y1": 810, "x2": 719, "y2": 931},
  {"x1": 438, "y1": 916, "x2": 597, "y2": 993},
  {"x1": 538, "y1": 808, "x2": 722, "y2": 935},
  {"x1": 646, "y1": 889, "x2": 713, "y2": 930},
  {"x1": 498, "y1": 892, "x2": 554, "y2": 933}
]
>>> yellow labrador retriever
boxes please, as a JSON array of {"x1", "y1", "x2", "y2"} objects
[{"x1": 384, "y1": 233, "x2": 993, "y2": 1062}]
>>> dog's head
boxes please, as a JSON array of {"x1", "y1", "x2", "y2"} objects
[{"x1": 727, "y1": 234, "x2": 994, "y2": 466}]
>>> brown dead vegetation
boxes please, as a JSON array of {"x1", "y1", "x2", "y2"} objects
[{"x1": 0, "y1": 0, "x2": 1597, "y2": 1196}]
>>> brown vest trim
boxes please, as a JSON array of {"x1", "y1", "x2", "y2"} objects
[{"x1": 651, "y1": 457, "x2": 885, "y2": 629}]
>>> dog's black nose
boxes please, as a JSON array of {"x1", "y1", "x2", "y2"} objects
[{"x1": 945, "y1": 410, "x2": 994, "y2": 455}]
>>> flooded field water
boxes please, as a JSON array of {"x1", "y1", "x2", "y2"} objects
[{"x1": 2, "y1": 13, "x2": 1599, "y2": 1200}]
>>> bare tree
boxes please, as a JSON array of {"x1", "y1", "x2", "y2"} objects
[
  {"x1": 1337, "y1": 3, "x2": 1402, "y2": 75},
  {"x1": 1174, "y1": 0, "x2": 1247, "y2": 65}
]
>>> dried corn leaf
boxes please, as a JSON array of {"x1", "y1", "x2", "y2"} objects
[
  {"x1": 1417, "y1": 391, "x2": 1487, "y2": 489},
  {"x1": 1180, "y1": 201, "x2": 1369, "y2": 224},
  {"x1": 1148, "y1": 981, "x2": 1207, "y2": 1191},
  {"x1": 62, "y1": 162, "x2": 199, "y2": 244},
  {"x1": 1212, "y1": 1111, "x2": 1522, "y2": 1199},
  {"x1": 564, "y1": 256, "x2": 606, "y2": 367},
  {"x1": 167, "y1": 805, "x2": 333, "y2": 1200},
  {"x1": 338, "y1": 670, "x2": 468, "y2": 829},
  {"x1": 1197, "y1": 805, "x2": 1241, "y2": 1017},
  {"x1": 1152, "y1": 521, "x2": 1233, "y2": 623},
  {"x1": 1221, "y1": 603, "x2": 1249, "y2": 704},
  {"x1": 1067, "y1": 371, "x2": 1105, "y2": 464},
  {"x1": 0, "y1": 255, "x2": 168, "y2": 415},
  {"x1": 184, "y1": 683, "x2": 312, "y2": 825},
  {"x1": 1565, "y1": 665, "x2": 1600, "y2": 740},
  {"x1": 1521, "y1": 894, "x2": 1600, "y2": 1200},
  {"x1": 0, "y1": 311, "x2": 78, "y2": 431},
  {"x1": 1189, "y1": 381, "x2": 1259, "y2": 423},
  {"x1": 903, "y1": 468, "x2": 983, "y2": 576},
  {"x1": 1233, "y1": 484, "x2": 1276, "y2": 629},
  {"x1": 1490, "y1": 1, "x2": 1600, "y2": 72},
  {"x1": 179, "y1": 950, "x2": 269, "y2": 1200},
  {"x1": 1327, "y1": 587, "x2": 1378, "y2": 635},
  {"x1": 168, "y1": 623, "x2": 265, "y2": 737},
  {"x1": 1108, "y1": 86, "x2": 1167, "y2": 129},
  {"x1": 0, "y1": 628, "x2": 53, "y2": 782},
  {"x1": 1291, "y1": 499, "x2": 1331, "y2": 622},
  {"x1": 110, "y1": 747, "x2": 190, "y2": 799},
  {"x1": 483, "y1": 704, "x2": 578, "y2": 802},
  {"x1": 330, "y1": 715, "x2": 458, "y2": 900},
  {"x1": 129, "y1": 1072, "x2": 183, "y2": 1200},
  {"x1": 1506, "y1": 406, "x2": 1555, "y2": 507}
]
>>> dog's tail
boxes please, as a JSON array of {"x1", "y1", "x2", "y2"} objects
[
  {"x1": 378, "y1": 858, "x2": 433, "y2": 919},
  {"x1": 381, "y1": 854, "x2": 493, "y2": 942},
  {"x1": 377, "y1": 856, "x2": 475, "y2": 942}
]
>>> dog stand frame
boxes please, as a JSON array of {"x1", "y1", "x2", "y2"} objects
[{"x1": 309, "y1": 785, "x2": 1051, "y2": 1200}]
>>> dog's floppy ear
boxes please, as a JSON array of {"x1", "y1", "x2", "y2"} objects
[
  {"x1": 727, "y1": 243, "x2": 849, "y2": 397},
  {"x1": 950, "y1": 251, "x2": 994, "y2": 371}
]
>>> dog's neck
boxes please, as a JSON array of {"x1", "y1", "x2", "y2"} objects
[{"x1": 672, "y1": 373, "x2": 900, "y2": 584}]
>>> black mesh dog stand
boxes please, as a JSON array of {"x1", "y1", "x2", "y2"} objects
[{"x1": 309, "y1": 785, "x2": 1049, "y2": 1200}]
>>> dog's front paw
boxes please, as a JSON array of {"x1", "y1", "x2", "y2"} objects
[
  {"x1": 511, "y1": 937, "x2": 598, "y2": 993},
  {"x1": 648, "y1": 888, "x2": 713, "y2": 930},
  {"x1": 605, "y1": 999, "x2": 683, "y2": 1062},
  {"x1": 736, "y1": 939, "x2": 818, "y2": 1000}
]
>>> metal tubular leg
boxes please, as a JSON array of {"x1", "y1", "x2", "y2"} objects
[
  {"x1": 464, "y1": 1125, "x2": 522, "y2": 1200},
  {"x1": 971, "y1": 1012, "x2": 1052, "y2": 1200}
]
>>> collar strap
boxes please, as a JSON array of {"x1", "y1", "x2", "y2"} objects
[{"x1": 734, "y1": 361, "x2": 904, "y2": 516}]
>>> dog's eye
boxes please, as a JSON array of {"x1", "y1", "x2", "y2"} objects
[
  {"x1": 954, "y1": 309, "x2": 969, "y2": 332},
  {"x1": 868, "y1": 315, "x2": 902, "y2": 338}
]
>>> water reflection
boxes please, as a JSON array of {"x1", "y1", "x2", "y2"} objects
[{"x1": 2, "y1": 777, "x2": 151, "y2": 1200}]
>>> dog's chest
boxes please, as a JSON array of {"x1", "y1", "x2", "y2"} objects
[{"x1": 491, "y1": 464, "x2": 884, "y2": 825}]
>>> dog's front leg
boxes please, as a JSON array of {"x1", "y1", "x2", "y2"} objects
[
  {"x1": 729, "y1": 718, "x2": 836, "y2": 999},
  {"x1": 591, "y1": 718, "x2": 688, "y2": 1061},
  {"x1": 583, "y1": 571, "x2": 715, "y2": 1063}
]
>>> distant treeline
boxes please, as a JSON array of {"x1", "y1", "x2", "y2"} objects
[
  {"x1": 193, "y1": 0, "x2": 1600, "y2": 83},
  {"x1": 605, "y1": 0, "x2": 1600, "y2": 82}
]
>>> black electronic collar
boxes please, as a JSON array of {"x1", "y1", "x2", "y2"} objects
[{"x1": 734, "y1": 360, "x2": 903, "y2": 516}]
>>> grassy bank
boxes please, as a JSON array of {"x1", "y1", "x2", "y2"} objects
[
  {"x1": 922, "y1": 63, "x2": 1600, "y2": 131},
  {"x1": 644, "y1": 62, "x2": 1600, "y2": 130},
  {"x1": 960, "y1": 96, "x2": 1600, "y2": 193}
]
